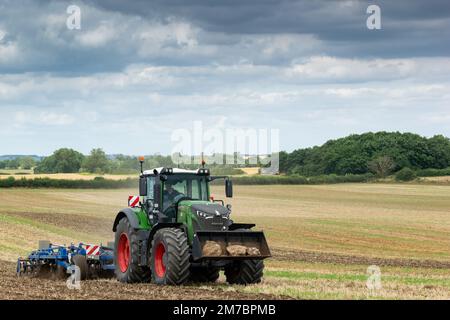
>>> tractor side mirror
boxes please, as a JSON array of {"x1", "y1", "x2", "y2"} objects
[
  {"x1": 225, "y1": 179, "x2": 233, "y2": 198},
  {"x1": 139, "y1": 177, "x2": 147, "y2": 196}
]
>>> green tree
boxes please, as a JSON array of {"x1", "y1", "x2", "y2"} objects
[
  {"x1": 19, "y1": 157, "x2": 36, "y2": 170},
  {"x1": 34, "y1": 148, "x2": 84, "y2": 173},
  {"x1": 395, "y1": 167, "x2": 416, "y2": 181},
  {"x1": 427, "y1": 135, "x2": 450, "y2": 168},
  {"x1": 4, "y1": 159, "x2": 20, "y2": 169},
  {"x1": 281, "y1": 132, "x2": 450, "y2": 176},
  {"x1": 83, "y1": 148, "x2": 110, "y2": 173},
  {"x1": 368, "y1": 156, "x2": 395, "y2": 178}
]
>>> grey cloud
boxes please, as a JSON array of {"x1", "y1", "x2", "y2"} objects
[
  {"x1": 0, "y1": 0, "x2": 449, "y2": 74},
  {"x1": 0, "y1": 1, "x2": 449, "y2": 154},
  {"x1": 89, "y1": 0, "x2": 450, "y2": 56}
]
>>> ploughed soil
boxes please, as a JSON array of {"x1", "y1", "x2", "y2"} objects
[
  {"x1": 4, "y1": 247, "x2": 450, "y2": 299},
  {"x1": 4, "y1": 211, "x2": 112, "y2": 239},
  {"x1": 273, "y1": 248, "x2": 450, "y2": 269},
  {"x1": 0, "y1": 249, "x2": 450, "y2": 300},
  {"x1": 0, "y1": 260, "x2": 281, "y2": 300}
]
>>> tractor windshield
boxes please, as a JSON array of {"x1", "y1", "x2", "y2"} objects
[{"x1": 162, "y1": 175, "x2": 209, "y2": 211}]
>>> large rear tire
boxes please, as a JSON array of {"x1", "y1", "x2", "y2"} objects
[
  {"x1": 151, "y1": 228, "x2": 190, "y2": 285},
  {"x1": 190, "y1": 266, "x2": 220, "y2": 283},
  {"x1": 224, "y1": 260, "x2": 264, "y2": 285},
  {"x1": 114, "y1": 218, "x2": 151, "y2": 283}
]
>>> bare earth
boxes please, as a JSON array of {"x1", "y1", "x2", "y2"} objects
[
  {"x1": 1, "y1": 184, "x2": 450, "y2": 299},
  {"x1": 0, "y1": 260, "x2": 281, "y2": 300}
]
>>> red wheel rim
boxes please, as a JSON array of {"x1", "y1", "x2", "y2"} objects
[
  {"x1": 154, "y1": 242, "x2": 166, "y2": 278},
  {"x1": 117, "y1": 233, "x2": 130, "y2": 272}
]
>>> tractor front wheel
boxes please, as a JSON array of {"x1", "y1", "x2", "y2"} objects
[
  {"x1": 150, "y1": 228, "x2": 190, "y2": 285},
  {"x1": 114, "y1": 217, "x2": 151, "y2": 283},
  {"x1": 224, "y1": 260, "x2": 264, "y2": 285}
]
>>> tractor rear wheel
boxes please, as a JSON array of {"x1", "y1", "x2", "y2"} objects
[
  {"x1": 224, "y1": 260, "x2": 264, "y2": 285},
  {"x1": 189, "y1": 266, "x2": 220, "y2": 283},
  {"x1": 114, "y1": 217, "x2": 151, "y2": 283},
  {"x1": 150, "y1": 228, "x2": 190, "y2": 285},
  {"x1": 72, "y1": 255, "x2": 88, "y2": 280}
]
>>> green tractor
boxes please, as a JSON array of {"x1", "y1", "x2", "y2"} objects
[{"x1": 112, "y1": 158, "x2": 270, "y2": 285}]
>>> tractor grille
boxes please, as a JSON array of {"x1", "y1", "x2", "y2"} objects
[
  {"x1": 193, "y1": 215, "x2": 227, "y2": 231},
  {"x1": 191, "y1": 203, "x2": 231, "y2": 232}
]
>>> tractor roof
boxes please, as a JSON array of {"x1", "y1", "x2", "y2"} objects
[{"x1": 143, "y1": 167, "x2": 199, "y2": 175}]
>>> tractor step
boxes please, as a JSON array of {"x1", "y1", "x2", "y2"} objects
[{"x1": 191, "y1": 230, "x2": 271, "y2": 261}]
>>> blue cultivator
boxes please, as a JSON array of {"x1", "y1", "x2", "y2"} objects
[{"x1": 17, "y1": 240, "x2": 115, "y2": 280}]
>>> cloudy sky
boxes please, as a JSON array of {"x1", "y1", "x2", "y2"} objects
[{"x1": 0, "y1": 0, "x2": 449, "y2": 155}]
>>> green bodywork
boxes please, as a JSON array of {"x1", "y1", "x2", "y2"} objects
[
  {"x1": 130, "y1": 207, "x2": 152, "y2": 230},
  {"x1": 177, "y1": 200, "x2": 207, "y2": 244},
  {"x1": 130, "y1": 199, "x2": 207, "y2": 245}
]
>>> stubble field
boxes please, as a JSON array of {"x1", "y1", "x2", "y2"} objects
[{"x1": 1, "y1": 183, "x2": 450, "y2": 299}]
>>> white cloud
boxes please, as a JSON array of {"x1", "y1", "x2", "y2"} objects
[
  {"x1": 136, "y1": 20, "x2": 200, "y2": 57},
  {"x1": 15, "y1": 111, "x2": 75, "y2": 126},
  {"x1": 76, "y1": 22, "x2": 119, "y2": 47},
  {"x1": 286, "y1": 56, "x2": 420, "y2": 81}
]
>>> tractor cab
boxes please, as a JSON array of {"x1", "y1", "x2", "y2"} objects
[{"x1": 138, "y1": 167, "x2": 232, "y2": 226}]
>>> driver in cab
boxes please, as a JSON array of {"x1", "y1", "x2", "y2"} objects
[{"x1": 163, "y1": 180, "x2": 184, "y2": 212}]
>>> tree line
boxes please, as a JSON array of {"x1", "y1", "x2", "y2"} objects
[
  {"x1": 279, "y1": 132, "x2": 450, "y2": 177},
  {"x1": 31, "y1": 148, "x2": 176, "y2": 174},
  {"x1": 31, "y1": 148, "x2": 243, "y2": 175},
  {"x1": 2, "y1": 132, "x2": 450, "y2": 177},
  {"x1": 0, "y1": 157, "x2": 36, "y2": 170}
]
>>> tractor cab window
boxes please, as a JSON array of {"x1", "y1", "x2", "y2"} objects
[
  {"x1": 191, "y1": 178, "x2": 208, "y2": 200},
  {"x1": 146, "y1": 176, "x2": 155, "y2": 200},
  {"x1": 162, "y1": 175, "x2": 208, "y2": 212}
]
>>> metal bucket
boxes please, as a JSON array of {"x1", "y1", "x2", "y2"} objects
[{"x1": 192, "y1": 230, "x2": 271, "y2": 261}]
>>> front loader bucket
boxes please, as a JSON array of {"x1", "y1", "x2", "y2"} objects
[{"x1": 192, "y1": 230, "x2": 271, "y2": 261}]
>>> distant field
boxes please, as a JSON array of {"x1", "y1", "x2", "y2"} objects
[
  {"x1": 0, "y1": 172, "x2": 136, "y2": 180},
  {"x1": 240, "y1": 167, "x2": 260, "y2": 175},
  {"x1": 0, "y1": 169, "x2": 33, "y2": 175},
  {"x1": 1, "y1": 184, "x2": 450, "y2": 299},
  {"x1": 422, "y1": 176, "x2": 450, "y2": 183},
  {"x1": 0, "y1": 170, "x2": 253, "y2": 180}
]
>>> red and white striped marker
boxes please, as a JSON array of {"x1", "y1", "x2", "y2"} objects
[
  {"x1": 85, "y1": 244, "x2": 100, "y2": 256},
  {"x1": 128, "y1": 195, "x2": 140, "y2": 207}
]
